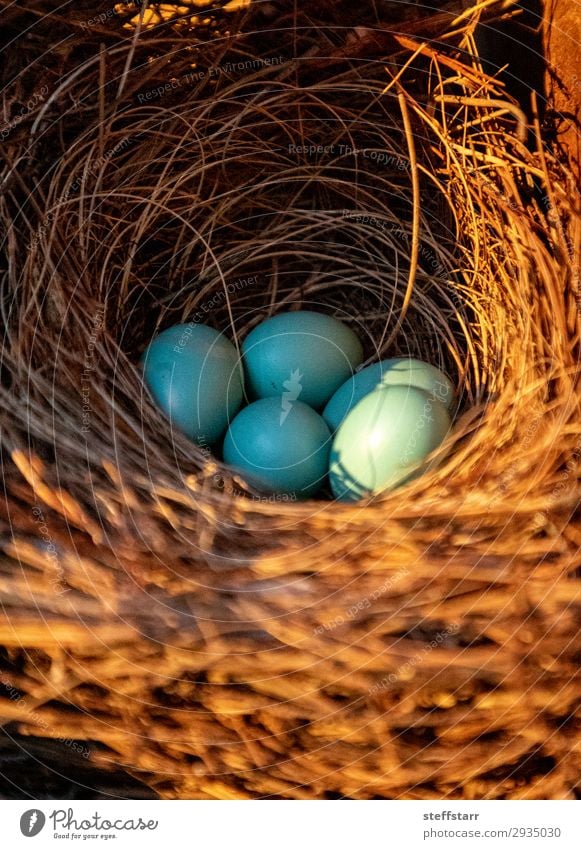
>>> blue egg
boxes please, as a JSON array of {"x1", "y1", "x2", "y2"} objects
[
  {"x1": 223, "y1": 398, "x2": 331, "y2": 498},
  {"x1": 323, "y1": 357, "x2": 454, "y2": 431},
  {"x1": 141, "y1": 323, "x2": 244, "y2": 444},
  {"x1": 329, "y1": 384, "x2": 451, "y2": 502},
  {"x1": 242, "y1": 311, "x2": 364, "y2": 409}
]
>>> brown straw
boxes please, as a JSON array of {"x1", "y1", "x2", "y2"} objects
[{"x1": 0, "y1": 1, "x2": 579, "y2": 799}]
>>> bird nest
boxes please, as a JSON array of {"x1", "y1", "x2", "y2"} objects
[{"x1": 0, "y1": 0, "x2": 580, "y2": 800}]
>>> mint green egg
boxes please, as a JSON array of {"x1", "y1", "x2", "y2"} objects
[
  {"x1": 329, "y1": 385, "x2": 451, "y2": 502},
  {"x1": 141, "y1": 323, "x2": 244, "y2": 444},
  {"x1": 223, "y1": 398, "x2": 331, "y2": 499},
  {"x1": 323, "y1": 357, "x2": 454, "y2": 432},
  {"x1": 242, "y1": 311, "x2": 364, "y2": 409}
]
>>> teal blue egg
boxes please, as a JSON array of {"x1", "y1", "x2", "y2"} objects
[
  {"x1": 242, "y1": 311, "x2": 364, "y2": 409},
  {"x1": 323, "y1": 357, "x2": 454, "y2": 431},
  {"x1": 223, "y1": 398, "x2": 331, "y2": 498},
  {"x1": 141, "y1": 323, "x2": 244, "y2": 444},
  {"x1": 329, "y1": 385, "x2": 451, "y2": 502}
]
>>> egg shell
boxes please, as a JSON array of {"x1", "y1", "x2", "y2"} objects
[
  {"x1": 223, "y1": 398, "x2": 331, "y2": 499},
  {"x1": 329, "y1": 384, "x2": 451, "y2": 502},
  {"x1": 141, "y1": 323, "x2": 244, "y2": 444},
  {"x1": 242, "y1": 311, "x2": 364, "y2": 409},
  {"x1": 323, "y1": 357, "x2": 454, "y2": 431}
]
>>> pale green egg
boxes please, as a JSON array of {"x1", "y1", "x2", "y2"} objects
[
  {"x1": 141, "y1": 323, "x2": 244, "y2": 444},
  {"x1": 329, "y1": 384, "x2": 451, "y2": 502},
  {"x1": 242, "y1": 311, "x2": 364, "y2": 409},
  {"x1": 223, "y1": 398, "x2": 331, "y2": 499},
  {"x1": 323, "y1": 357, "x2": 454, "y2": 432}
]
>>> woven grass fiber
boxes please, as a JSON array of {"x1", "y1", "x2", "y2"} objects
[{"x1": 0, "y1": 0, "x2": 580, "y2": 799}]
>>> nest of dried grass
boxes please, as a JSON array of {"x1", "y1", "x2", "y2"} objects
[{"x1": 0, "y1": 0, "x2": 580, "y2": 799}]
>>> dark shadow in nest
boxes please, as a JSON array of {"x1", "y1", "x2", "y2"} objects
[{"x1": 0, "y1": 732, "x2": 158, "y2": 799}]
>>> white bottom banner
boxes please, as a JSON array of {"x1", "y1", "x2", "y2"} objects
[{"x1": 2, "y1": 800, "x2": 578, "y2": 848}]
